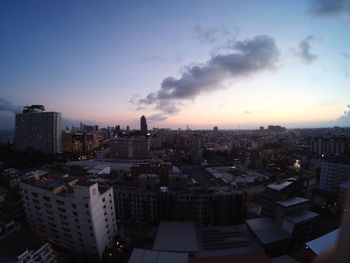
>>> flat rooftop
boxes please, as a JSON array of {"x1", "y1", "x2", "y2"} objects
[
  {"x1": 128, "y1": 248, "x2": 188, "y2": 263},
  {"x1": 276, "y1": 197, "x2": 309, "y2": 207},
  {"x1": 267, "y1": 181, "x2": 294, "y2": 191},
  {"x1": 189, "y1": 250, "x2": 270, "y2": 263},
  {"x1": 153, "y1": 222, "x2": 199, "y2": 252},
  {"x1": 195, "y1": 224, "x2": 263, "y2": 258},
  {"x1": 306, "y1": 229, "x2": 339, "y2": 256},
  {"x1": 284, "y1": 210, "x2": 318, "y2": 224},
  {"x1": 245, "y1": 217, "x2": 290, "y2": 245}
]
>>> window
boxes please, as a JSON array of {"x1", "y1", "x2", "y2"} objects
[
  {"x1": 102, "y1": 198, "x2": 105, "y2": 202},
  {"x1": 43, "y1": 196, "x2": 50, "y2": 202},
  {"x1": 72, "y1": 204, "x2": 76, "y2": 209},
  {"x1": 56, "y1": 200, "x2": 65, "y2": 206}
]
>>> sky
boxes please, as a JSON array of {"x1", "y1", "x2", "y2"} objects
[{"x1": 0, "y1": 0, "x2": 350, "y2": 130}]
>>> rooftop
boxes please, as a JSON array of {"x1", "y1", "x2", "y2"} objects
[
  {"x1": 245, "y1": 217, "x2": 290, "y2": 245},
  {"x1": 128, "y1": 248, "x2": 188, "y2": 263},
  {"x1": 153, "y1": 222, "x2": 199, "y2": 252},
  {"x1": 189, "y1": 250, "x2": 270, "y2": 263},
  {"x1": 276, "y1": 197, "x2": 309, "y2": 207},
  {"x1": 266, "y1": 180, "x2": 294, "y2": 191},
  {"x1": 283, "y1": 210, "x2": 319, "y2": 224},
  {"x1": 306, "y1": 229, "x2": 339, "y2": 256},
  {"x1": 195, "y1": 224, "x2": 263, "y2": 258}
]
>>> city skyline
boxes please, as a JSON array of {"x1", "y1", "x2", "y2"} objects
[{"x1": 0, "y1": 0, "x2": 350, "y2": 130}]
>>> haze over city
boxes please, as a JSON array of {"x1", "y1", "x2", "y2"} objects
[{"x1": 0, "y1": 0, "x2": 350, "y2": 130}]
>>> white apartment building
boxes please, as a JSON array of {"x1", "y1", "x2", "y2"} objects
[
  {"x1": 320, "y1": 162, "x2": 350, "y2": 192},
  {"x1": 19, "y1": 173, "x2": 117, "y2": 259},
  {"x1": 16, "y1": 243, "x2": 56, "y2": 263},
  {"x1": 15, "y1": 105, "x2": 61, "y2": 153}
]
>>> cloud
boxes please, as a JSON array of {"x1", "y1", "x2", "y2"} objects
[
  {"x1": 0, "y1": 98, "x2": 22, "y2": 130},
  {"x1": 0, "y1": 98, "x2": 21, "y2": 114},
  {"x1": 194, "y1": 24, "x2": 234, "y2": 44},
  {"x1": 292, "y1": 35, "x2": 319, "y2": 64},
  {"x1": 143, "y1": 56, "x2": 166, "y2": 63},
  {"x1": 137, "y1": 35, "x2": 280, "y2": 120},
  {"x1": 147, "y1": 113, "x2": 168, "y2": 122},
  {"x1": 309, "y1": 0, "x2": 350, "y2": 17},
  {"x1": 341, "y1": 51, "x2": 350, "y2": 59},
  {"x1": 245, "y1": 110, "x2": 260, "y2": 114},
  {"x1": 129, "y1": 94, "x2": 139, "y2": 105},
  {"x1": 332, "y1": 105, "x2": 350, "y2": 126}
]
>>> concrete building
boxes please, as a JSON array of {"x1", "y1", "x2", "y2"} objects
[
  {"x1": 140, "y1": 116, "x2": 148, "y2": 136},
  {"x1": 15, "y1": 105, "x2": 61, "y2": 154},
  {"x1": 0, "y1": 229, "x2": 56, "y2": 263},
  {"x1": 62, "y1": 131, "x2": 99, "y2": 153},
  {"x1": 19, "y1": 172, "x2": 117, "y2": 259},
  {"x1": 319, "y1": 162, "x2": 350, "y2": 192},
  {"x1": 109, "y1": 137, "x2": 150, "y2": 159},
  {"x1": 310, "y1": 138, "x2": 345, "y2": 155}
]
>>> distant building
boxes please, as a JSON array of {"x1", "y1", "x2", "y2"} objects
[
  {"x1": 310, "y1": 138, "x2": 345, "y2": 155},
  {"x1": 62, "y1": 131, "x2": 99, "y2": 153},
  {"x1": 267, "y1": 125, "x2": 286, "y2": 133},
  {"x1": 15, "y1": 105, "x2": 61, "y2": 153},
  {"x1": 140, "y1": 116, "x2": 148, "y2": 136},
  {"x1": 19, "y1": 173, "x2": 117, "y2": 259},
  {"x1": 320, "y1": 162, "x2": 350, "y2": 192},
  {"x1": 109, "y1": 137, "x2": 150, "y2": 159}
]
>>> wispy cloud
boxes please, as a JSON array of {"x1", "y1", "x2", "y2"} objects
[
  {"x1": 292, "y1": 35, "x2": 319, "y2": 64},
  {"x1": 143, "y1": 56, "x2": 166, "y2": 63},
  {"x1": 135, "y1": 35, "x2": 280, "y2": 120},
  {"x1": 194, "y1": 24, "x2": 235, "y2": 44},
  {"x1": 308, "y1": 0, "x2": 350, "y2": 17},
  {"x1": 341, "y1": 51, "x2": 350, "y2": 59},
  {"x1": 0, "y1": 98, "x2": 22, "y2": 130}
]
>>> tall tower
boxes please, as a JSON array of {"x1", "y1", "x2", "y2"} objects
[
  {"x1": 140, "y1": 115, "x2": 148, "y2": 136},
  {"x1": 15, "y1": 105, "x2": 61, "y2": 153}
]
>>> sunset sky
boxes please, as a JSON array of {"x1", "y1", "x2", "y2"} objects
[{"x1": 0, "y1": 0, "x2": 349, "y2": 129}]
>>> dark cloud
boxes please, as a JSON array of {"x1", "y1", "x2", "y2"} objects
[
  {"x1": 309, "y1": 0, "x2": 350, "y2": 17},
  {"x1": 137, "y1": 35, "x2": 279, "y2": 119},
  {"x1": 0, "y1": 98, "x2": 21, "y2": 114},
  {"x1": 194, "y1": 24, "x2": 233, "y2": 44},
  {"x1": 292, "y1": 35, "x2": 318, "y2": 64},
  {"x1": 147, "y1": 113, "x2": 167, "y2": 122},
  {"x1": 332, "y1": 105, "x2": 350, "y2": 126}
]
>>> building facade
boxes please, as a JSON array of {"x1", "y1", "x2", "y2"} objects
[
  {"x1": 140, "y1": 116, "x2": 147, "y2": 136},
  {"x1": 15, "y1": 105, "x2": 61, "y2": 154},
  {"x1": 320, "y1": 162, "x2": 350, "y2": 192},
  {"x1": 109, "y1": 137, "x2": 150, "y2": 159},
  {"x1": 19, "y1": 174, "x2": 117, "y2": 259}
]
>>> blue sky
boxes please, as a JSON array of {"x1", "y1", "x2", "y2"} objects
[{"x1": 0, "y1": 0, "x2": 349, "y2": 129}]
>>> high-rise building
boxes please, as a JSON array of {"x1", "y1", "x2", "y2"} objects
[
  {"x1": 140, "y1": 115, "x2": 148, "y2": 136},
  {"x1": 19, "y1": 172, "x2": 117, "y2": 259},
  {"x1": 15, "y1": 105, "x2": 61, "y2": 153}
]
